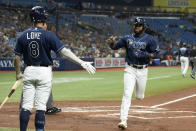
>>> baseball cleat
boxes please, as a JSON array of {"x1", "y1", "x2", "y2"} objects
[
  {"x1": 190, "y1": 74, "x2": 195, "y2": 79},
  {"x1": 45, "y1": 107, "x2": 61, "y2": 115},
  {"x1": 118, "y1": 120, "x2": 127, "y2": 130}
]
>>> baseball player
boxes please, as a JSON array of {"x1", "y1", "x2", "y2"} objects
[
  {"x1": 13, "y1": 6, "x2": 95, "y2": 131},
  {"x1": 108, "y1": 17, "x2": 158, "y2": 130},
  {"x1": 178, "y1": 43, "x2": 190, "y2": 77},
  {"x1": 190, "y1": 45, "x2": 196, "y2": 79}
]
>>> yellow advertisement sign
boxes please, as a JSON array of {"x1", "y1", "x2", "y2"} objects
[{"x1": 154, "y1": 0, "x2": 196, "y2": 7}]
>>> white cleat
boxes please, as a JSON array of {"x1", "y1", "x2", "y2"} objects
[{"x1": 118, "y1": 120, "x2": 127, "y2": 130}]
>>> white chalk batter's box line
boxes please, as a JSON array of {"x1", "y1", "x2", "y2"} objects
[{"x1": 61, "y1": 94, "x2": 196, "y2": 120}]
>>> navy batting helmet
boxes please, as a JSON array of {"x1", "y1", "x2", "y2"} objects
[
  {"x1": 134, "y1": 17, "x2": 146, "y2": 25},
  {"x1": 134, "y1": 17, "x2": 147, "y2": 28},
  {"x1": 30, "y1": 6, "x2": 47, "y2": 23}
]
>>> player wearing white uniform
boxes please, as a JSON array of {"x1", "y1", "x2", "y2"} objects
[
  {"x1": 108, "y1": 17, "x2": 158, "y2": 130},
  {"x1": 179, "y1": 43, "x2": 190, "y2": 77},
  {"x1": 14, "y1": 6, "x2": 95, "y2": 131}
]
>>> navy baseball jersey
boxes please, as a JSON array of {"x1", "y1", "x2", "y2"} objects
[
  {"x1": 110, "y1": 33, "x2": 158, "y2": 65},
  {"x1": 179, "y1": 47, "x2": 190, "y2": 57},
  {"x1": 14, "y1": 27, "x2": 64, "y2": 66}
]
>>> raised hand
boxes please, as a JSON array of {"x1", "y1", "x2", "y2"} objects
[{"x1": 81, "y1": 61, "x2": 96, "y2": 75}]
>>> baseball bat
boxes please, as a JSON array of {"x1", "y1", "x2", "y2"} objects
[{"x1": 0, "y1": 79, "x2": 22, "y2": 109}]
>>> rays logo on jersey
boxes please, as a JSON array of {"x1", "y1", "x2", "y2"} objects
[{"x1": 132, "y1": 42, "x2": 146, "y2": 50}]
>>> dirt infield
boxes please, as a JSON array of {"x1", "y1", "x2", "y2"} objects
[{"x1": 0, "y1": 87, "x2": 196, "y2": 131}]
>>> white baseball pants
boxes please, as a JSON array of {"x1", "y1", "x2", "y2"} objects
[
  {"x1": 120, "y1": 64, "x2": 148, "y2": 121},
  {"x1": 180, "y1": 56, "x2": 189, "y2": 76},
  {"x1": 22, "y1": 66, "x2": 52, "y2": 111}
]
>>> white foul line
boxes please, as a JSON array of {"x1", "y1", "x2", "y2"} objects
[
  {"x1": 129, "y1": 115, "x2": 196, "y2": 120},
  {"x1": 151, "y1": 94, "x2": 196, "y2": 108},
  {"x1": 148, "y1": 75, "x2": 171, "y2": 80}
]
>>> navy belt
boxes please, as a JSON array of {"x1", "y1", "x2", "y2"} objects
[
  {"x1": 127, "y1": 63, "x2": 148, "y2": 69},
  {"x1": 27, "y1": 64, "x2": 49, "y2": 67}
]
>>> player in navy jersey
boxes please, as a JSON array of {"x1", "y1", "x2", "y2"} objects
[
  {"x1": 108, "y1": 17, "x2": 159, "y2": 130},
  {"x1": 178, "y1": 43, "x2": 190, "y2": 77},
  {"x1": 14, "y1": 6, "x2": 95, "y2": 131}
]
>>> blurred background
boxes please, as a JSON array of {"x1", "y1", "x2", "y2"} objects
[{"x1": 0, "y1": 0, "x2": 196, "y2": 70}]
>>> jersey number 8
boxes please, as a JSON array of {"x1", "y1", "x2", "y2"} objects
[{"x1": 29, "y1": 41, "x2": 39, "y2": 58}]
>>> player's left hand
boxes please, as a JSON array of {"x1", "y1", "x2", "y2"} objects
[
  {"x1": 108, "y1": 36, "x2": 118, "y2": 43},
  {"x1": 81, "y1": 62, "x2": 96, "y2": 75},
  {"x1": 16, "y1": 72, "x2": 23, "y2": 80}
]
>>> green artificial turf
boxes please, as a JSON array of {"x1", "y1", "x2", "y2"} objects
[{"x1": 0, "y1": 67, "x2": 195, "y2": 103}]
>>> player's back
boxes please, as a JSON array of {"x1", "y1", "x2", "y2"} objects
[
  {"x1": 15, "y1": 27, "x2": 63, "y2": 66},
  {"x1": 179, "y1": 47, "x2": 190, "y2": 57}
]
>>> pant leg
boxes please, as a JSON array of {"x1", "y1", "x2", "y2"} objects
[
  {"x1": 120, "y1": 66, "x2": 136, "y2": 121},
  {"x1": 193, "y1": 66, "x2": 196, "y2": 75},
  {"x1": 135, "y1": 68, "x2": 148, "y2": 99},
  {"x1": 34, "y1": 66, "x2": 52, "y2": 111},
  {"x1": 22, "y1": 80, "x2": 36, "y2": 112},
  {"x1": 190, "y1": 58, "x2": 194, "y2": 70},
  {"x1": 20, "y1": 67, "x2": 37, "y2": 131},
  {"x1": 19, "y1": 92, "x2": 23, "y2": 110},
  {"x1": 23, "y1": 84, "x2": 54, "y2": 110},
  {"x1": 46, "y1": 90, "x2": 54, "y2": 109},
  {"x1": 192, "y1": 66, "x2": 196, "y2": 75},
  {"x1": 180, "y1": 57, "x2": 185, "y2": 75},
  {"x1": 192, "y1": 58, "x2": 196, "y2": 75},
  {"x1": 183, "y1": 57, "x2": 189, "y2": 75}
]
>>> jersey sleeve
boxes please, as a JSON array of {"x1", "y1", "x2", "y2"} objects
[
  {"x1": 47, "y1": 31, "x2": 64, "y2": 53},
  {"x1": 146, "y1": 37, "x2": 159, "y2": 53},
  {"x1": 14, "y1": 38, "x2": 23, "y2": 56},
  {"x1": 110, "y1": 37, "x2": 126, "y2": 50}
]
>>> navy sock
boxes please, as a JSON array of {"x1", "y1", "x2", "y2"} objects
[
  {"x1": 35, "y1": 110, "x2": 45, "y2": 131},
  {"x1": 20, "y1": 108, "x2": 31, "y2": 131}
]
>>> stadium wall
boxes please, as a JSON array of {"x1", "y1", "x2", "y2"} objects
[{"x1": 0, "y1": 58, "x2": 92, "y2": 71}]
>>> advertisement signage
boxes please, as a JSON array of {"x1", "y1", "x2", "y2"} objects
[
  {"x1": 154, "y1": 0, "x2": 196, "y2": 7},
  {"x1": 95, "y1": 58, "x2": 125, "y2": 68}
]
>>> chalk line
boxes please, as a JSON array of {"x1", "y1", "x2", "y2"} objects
[{"x1": 151, "y1": 94, "x2": 196, "y2": 108}]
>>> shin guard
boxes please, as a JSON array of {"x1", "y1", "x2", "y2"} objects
[
  {"x1": 35, "y1": 110, "x2": 45, "y2": 131},
  {"x1": 20, "y1": 108, "x2": 31, "y2": 131}
]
